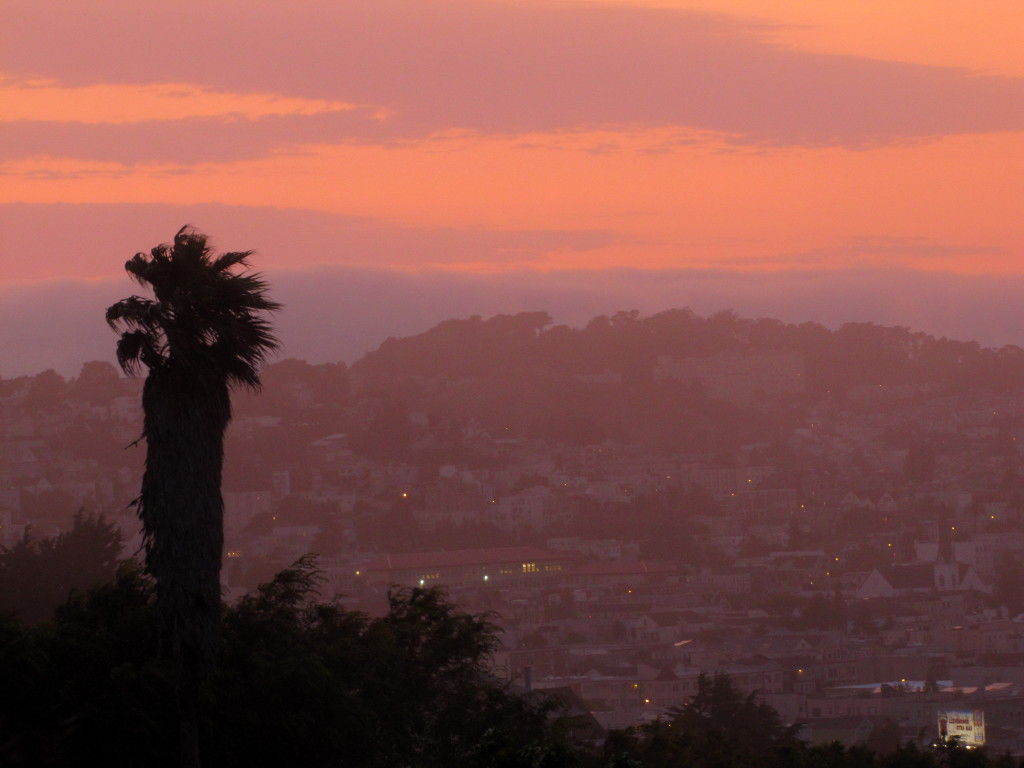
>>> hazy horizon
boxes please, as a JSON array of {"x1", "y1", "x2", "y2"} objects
[{"x1": 6, "y1": 262, "x2": 1024, "y2": 379}]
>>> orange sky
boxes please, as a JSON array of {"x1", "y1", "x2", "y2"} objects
[{"x1": 1, "y1": 0, "x2": 1022, "y2": 372}]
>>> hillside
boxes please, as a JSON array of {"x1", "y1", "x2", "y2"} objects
[
  {"x1": 8, "y1": 308, "x2": 1024, "y2": 469},
  {"x1": 340, "y1": 309, "x2": 1024, "y2": 452}
]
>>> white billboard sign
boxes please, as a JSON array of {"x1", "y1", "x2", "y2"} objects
[{"x1": 938, "y1": 709, "x2": 985, "y2": 746}]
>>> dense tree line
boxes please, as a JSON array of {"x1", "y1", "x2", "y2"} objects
[
  {"x1": 3, "y1": 564, "x2": 1021, "y2": 768},
  {"x1": 0, "y1": 557, "x2": 577, "y2": 767}
]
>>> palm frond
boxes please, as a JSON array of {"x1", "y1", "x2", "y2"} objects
[
  {"x1": 211, "y1": 250, "x2": 253, "y2": 273},
  {"x1": 108, "y1": 226, "x2": 281, "y2": 388},
  {"x1": 106, "y1": 295, "x2": 161, "y2": 330},
  {"x1": 116, "y1": 330, "x2": 164, "y2": 376}
]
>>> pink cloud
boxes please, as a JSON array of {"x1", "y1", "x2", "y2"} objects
[
  {"x1": 0, "y1": 111, "x2": 395, "y2": 165},
  {"x1": 3, "y1": 1, "x2": 1022, "y2": 154}
]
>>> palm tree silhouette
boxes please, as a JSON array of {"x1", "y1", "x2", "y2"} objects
[{"x1": 107, "y1": 226, "x2": 280, "y2": 767}]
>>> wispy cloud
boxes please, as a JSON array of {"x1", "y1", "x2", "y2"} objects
[
  {"x1": 721, "y1": 237, "x2": 1010, "y2": 271},
  {"x1": 3, "y1": 1, "x2": 1022, "y2": 156},
  {"x1": 0, "y1": 110, "x2": 395, "y2": 165},
  {"x1": 0, "y1": 76, "x2": 360, "y2": 123}
]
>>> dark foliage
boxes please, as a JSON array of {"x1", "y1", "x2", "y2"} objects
[
  {"x1": 0, "y1": 561, "x2": 171, "y2": 766},
  {"x1": 651, "y1": 672, "x2": 802, "y2": 766},
  {"x1": 2, "y1": 559, "x2": 1023, "y2": 768},
  {"x1": 0, "y1": 511, "x2": 122, "y2": 624},
  {"x1": 603, "y1": 672, "x2": 1022, "y2": 768},
  {"x1": 0, "y1": 557, "x2": 578, "y2": 768}
]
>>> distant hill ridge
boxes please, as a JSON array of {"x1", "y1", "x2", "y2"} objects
[
  {"x1": 329, "y1": 309, "x2": 1024, "y2": 450},
  {"x1": 7, "y1": 307, "x2": 1024, "y2": 457},
  {"x1": 349, "y1": 308, "x2": 1024, "y2": 395},
  {"x1": 7, "y1": 308, "x2": 1021, "y2": 395}
]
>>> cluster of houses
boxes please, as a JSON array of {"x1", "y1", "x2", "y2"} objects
[{"x1": 5, "y1": 363, "x2": 1024, "y2": 751}]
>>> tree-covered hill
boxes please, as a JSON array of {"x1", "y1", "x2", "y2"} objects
[
  {"x1": 9, "y1": 308, "x2": 1024, "y2": 460},
  {"x1": 338, "y1": 309, "x2": 1024, "y2": 451},
  {"x1": 350, "y1": 309, "x2": 1024, "y2": 395}
]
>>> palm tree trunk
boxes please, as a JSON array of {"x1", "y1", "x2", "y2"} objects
[{"x1": 140, "y1": 368, "x2": 230, "y2": 767}]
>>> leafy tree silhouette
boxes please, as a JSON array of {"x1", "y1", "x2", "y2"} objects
[
  {"x1": 106, "y1": 226, "x2": 279, "y2": 768},
  {"x1": 0, "y1": 511, "x2": 122, "y2": 623},
  {"x1": 0, "y1": 556, "x2": 580, "y2": 767}
]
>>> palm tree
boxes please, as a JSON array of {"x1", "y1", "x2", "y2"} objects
[{"x1": 106, "y1": 226, "x2": 280, "y2": 767}]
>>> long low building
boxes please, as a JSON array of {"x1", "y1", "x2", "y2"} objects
[{"x1": 355, "y1": 546, "x2": 577, "y2": 589}]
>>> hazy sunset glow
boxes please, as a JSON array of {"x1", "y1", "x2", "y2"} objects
[{"x1": 1, "y1": 0, "x2": 1022, "y2": 374}]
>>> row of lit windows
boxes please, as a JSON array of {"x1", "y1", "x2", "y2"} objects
[{"x1": 494, "y1": 563, "x2": 563, "y2": 574}]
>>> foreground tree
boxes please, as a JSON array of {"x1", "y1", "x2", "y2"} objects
[
  {"x1": 0, "y1": 558, "x2": 579, "y2": 767},
  {"x1": 106, "y1": 226, "x2": 279, "y2": 767},
  {"x1": 0, "y1": 511, "x2": 122, "y2": 623}
]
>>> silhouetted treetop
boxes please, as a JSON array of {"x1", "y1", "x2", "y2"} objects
[{"x1": 106, "y1": 226, "x2": 281, "y2": 390}]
